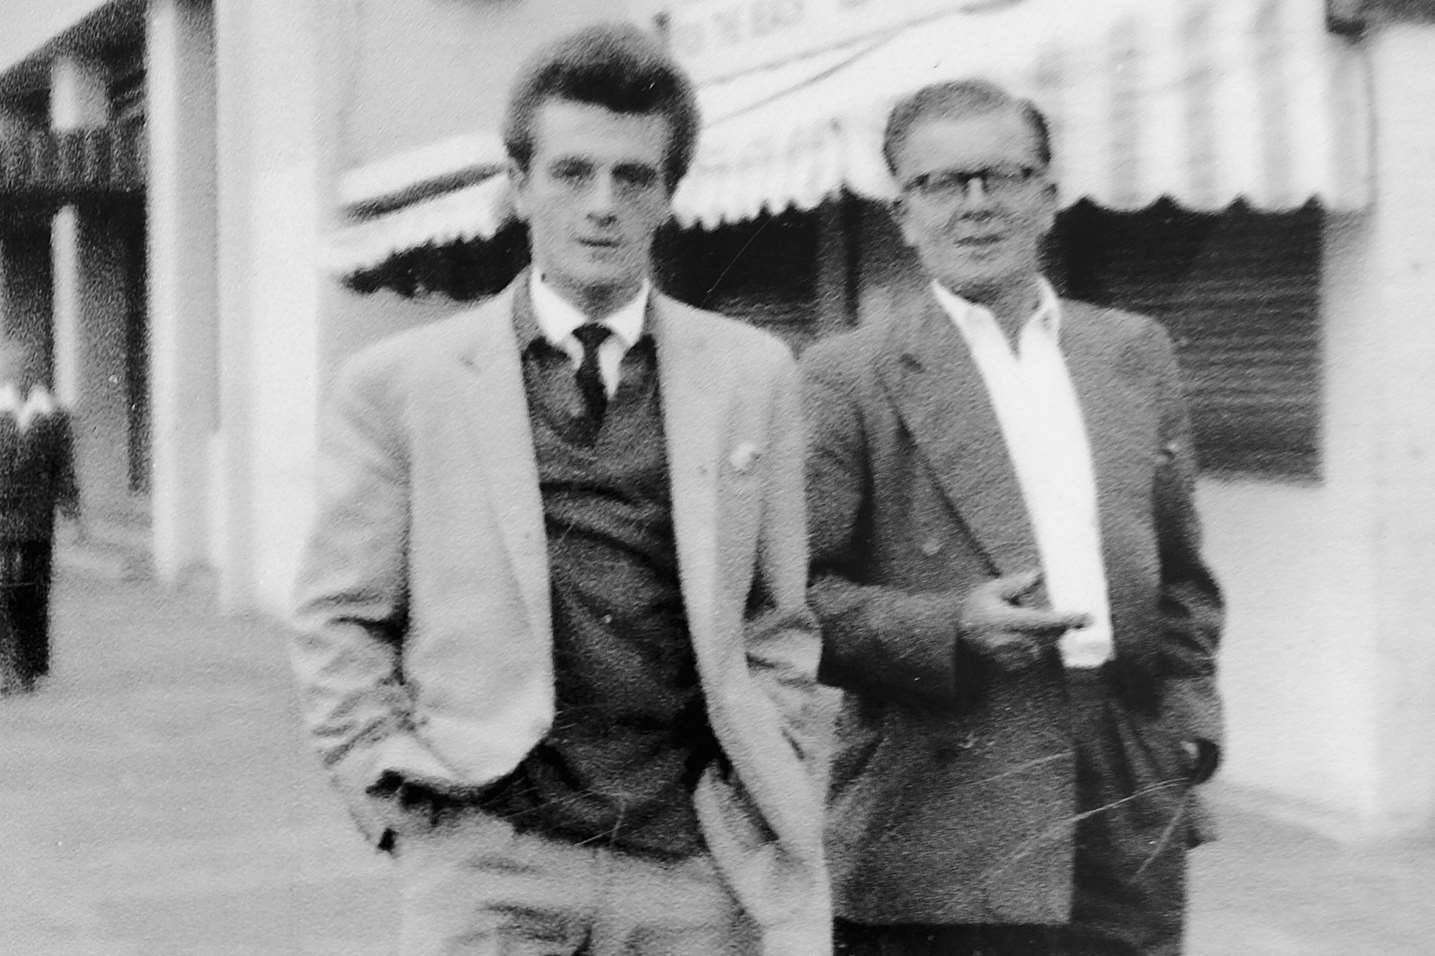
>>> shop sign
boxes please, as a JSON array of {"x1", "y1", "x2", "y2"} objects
[{"x1": 660, "y1": 0, "x2": 1025, "y2": 82}]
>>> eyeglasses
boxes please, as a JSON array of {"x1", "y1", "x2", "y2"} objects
[{"x1": 900, "y1": 165, "x2": 1043, "y2": 202}]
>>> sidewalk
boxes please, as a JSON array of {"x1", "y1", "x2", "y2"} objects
[
  {"x1": 2, "y1": 570, "x2": 1432, "y2": 954},
  {"x1": 1189, "y1": 797, "x2": 1435, "y2": 955},
  {"x1": 0, "y1": 571, "x2": 395, "y2": 955}
]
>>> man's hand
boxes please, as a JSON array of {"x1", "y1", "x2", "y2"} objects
[
  {"x1": 958, "y1": 569, "x2": 1092, "y2": 673},
  {"x1": 1183, "y1": 738, "x2": 1220, "y2": 784},
  {"x1": 369, "y1": 772, "x2": 494, "y2": 826}
]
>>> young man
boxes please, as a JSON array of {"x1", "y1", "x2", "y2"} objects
[
  {"x1": 803, "y1": 79, "x2": 1223, "y2": 954},
  {"x1": 292, "y1": 24, "x2": 833, "y2": 955}
]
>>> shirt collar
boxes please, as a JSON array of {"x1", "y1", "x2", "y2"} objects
[
  {"x1": 528, "y1": 269, "x2": 649, "y2": 352},
  {"x1": 931, "y1": 276, "x2": 1062, "y2": 341},
  {"x1": 0, "y1": 384, "x2": 55, "y2": 425}
]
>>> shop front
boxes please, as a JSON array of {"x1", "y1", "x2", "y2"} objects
[
  {"x1": 662, "y1": 0, "x2": 1435, "y2": 839},
  {"x1": 326, "y1": 0, "x2": 1435, "y2": 838}
]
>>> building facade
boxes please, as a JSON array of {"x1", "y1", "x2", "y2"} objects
[{"x1": 4, "y1": 0, "x2": 1435, "y2": 843}]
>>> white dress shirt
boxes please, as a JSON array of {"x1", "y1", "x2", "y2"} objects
[
  {"x1": 932, "y1": 278, "x2": 1113, "y2": 669},
  {"x1": 0, "y1": 383, "x2": 58, "y2": 432},
  {"x1": 529, "y1": 271, "x2": 649, "y2": 398}
]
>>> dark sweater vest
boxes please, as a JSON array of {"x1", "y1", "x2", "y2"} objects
[{"x1": 484, "y1": 337, "x2": 716, "y2": 858}]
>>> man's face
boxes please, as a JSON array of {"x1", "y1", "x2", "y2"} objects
[
  {"x1": 511, "y1": 99, "x2": 673, "y2": 311},
  {"x1": 890, "y1": 107, "x2": 1055, "y2": 300}
]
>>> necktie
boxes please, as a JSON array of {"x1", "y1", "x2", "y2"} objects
[{"x1": 572, "y1": 322, "x2": 613, "y2": 439}]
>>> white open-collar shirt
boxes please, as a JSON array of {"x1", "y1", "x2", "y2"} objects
[
  {"x1": 932, "y1": 277, "x2": 1113, "y2": 669},
  {"x1": 529, "y1": 270, "x2": 650, "y2": 399},
  {"x1": 0, "y1": 382, "x2": 58, "y2": 432}
]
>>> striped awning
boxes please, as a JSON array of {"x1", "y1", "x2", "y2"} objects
[
  {"x1": 326, "y1": 0, "x2": 1371, "y2": 277},
  {"x1": 674, "y1": 0, "x2": 1372, "y2": 228},
  {"x1": 324, "y1": 132, "x2": 512, "y2": 277}
]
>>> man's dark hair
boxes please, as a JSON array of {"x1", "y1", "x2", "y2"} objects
[
  {"x1": 882, "y1": 79, "x2": 1052, "y2": 176},
  {"x1": 503, "y1": 23, "x2": 700, "y2": 190}
]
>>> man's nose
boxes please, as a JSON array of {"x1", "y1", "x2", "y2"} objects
[
  {"x1": 583, "y1": 172, "x2": 620, "y2": 219},
  {"x1": 950, "y1": 177, "x2": 997, "y2": 223},
  {"x1": 961, "y1": 175, "x2": 991, "y2": 205}
]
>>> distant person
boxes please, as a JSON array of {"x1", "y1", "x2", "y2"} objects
[
  {"x1": 0, "y1": 342, "x2": 81, "y2": 695},
  {"x1": 802, "y1": 79, "x2": 1223, "y2": 954},
  {"x1": 290, "y1": 23, "x2": 834, "y2": 956}
]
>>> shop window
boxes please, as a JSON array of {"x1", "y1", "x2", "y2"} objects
[{"x1": 1056, "y1": 199, "x2": 1322, "y2": 481}]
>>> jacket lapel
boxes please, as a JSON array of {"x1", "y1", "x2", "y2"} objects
[
  {"x1": 650, "y1": 295, "x2": 723, "y2": 650},
  {"x1": 1058, "y1": 300, "x2": 1147, "y2": 565},
  {"x1": 876, "y1": 296, "x2": 1041, "y2": 576},
  {"x1": 455, "y1": 281, "x2": 551, "y2": 640}
]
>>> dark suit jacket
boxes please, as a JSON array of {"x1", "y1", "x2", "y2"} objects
[
  {"x1": 0, "y1": 409, "x2": 79, "y2": 542},
  {"x1": 802, "y1": 294, "x2": 1222, "y2": 925}
]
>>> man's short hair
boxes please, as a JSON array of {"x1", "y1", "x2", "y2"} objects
[
  {"x1": 881, "y1": 79, "x2": 1052, "y2": 175},
  {"x1": 503, "y1": 23, "x2": 700, "y2": 190}
]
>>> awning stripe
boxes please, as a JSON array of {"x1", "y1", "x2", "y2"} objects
[
  {"x1": 1184, "y1": 1, "x2": 1219, "y2": 206},
  {"x1": 324, "y1": 173, "x2": 513, "y2": 275},
  {"x1": 1257, "y1": 0, "x2": 1294, "y2": 203},
  {"x1": 336, "y1": 132, "x2": 506, "y2": 211},
  {"x1": 1109, "y1": 15, "x2": 1143, "y2": 210}
]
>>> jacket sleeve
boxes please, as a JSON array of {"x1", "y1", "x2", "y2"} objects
[
  {"x1": 742, "y1": 354, "x2": 840, "y2": 785},
  {"x1": 1148, "y1": 326, "x2": 1225, "y2": 768},
  {"x1": 801, "y1": 346, "x2": 969, "y2": 711},
  {"x1": 289, "y1": 353, "x2": 455, "y2": 845}
]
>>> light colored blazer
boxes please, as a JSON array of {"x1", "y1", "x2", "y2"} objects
[
  {"x1": 803, "y1": 294, "x2": 1223, "y2": 925},
  {"x1": 291, "y1": 275, "x2": 835, "y2": 954}
]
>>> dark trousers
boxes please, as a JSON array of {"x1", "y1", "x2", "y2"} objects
[
  {"x1": 837, "y1": 671, "x2": 1193, "y2": 956},
  {"x1": 0, "y1": 539, "x2": 54, "y2": 693},
  {"x1": 835, "y1": 921, "x2": 1061, "y2": 955}
]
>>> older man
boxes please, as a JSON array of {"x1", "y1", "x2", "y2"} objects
[
  {"x1": 292, "y1": 24, "x2": 833, "y2": 955},
  {"x1": 803, "y1": 79, "x2": 1223, "y2": 955}
]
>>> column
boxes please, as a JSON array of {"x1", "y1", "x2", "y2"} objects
[
  {"x1": 212, "y1": 0, "x2": 256, "y2": 609},
  {"x1": 1318, "y1": 16, "x2": 1435, "y2": 837},
  {"x1": 1360, "y1": 17, "x2": 1435, "y2": 837},
  {"x1": 146, "y1": 0, "x2": 220, "y2": 583},
  {"x1": 213, "y1": 0, "x2": 327, "y2": 611}
]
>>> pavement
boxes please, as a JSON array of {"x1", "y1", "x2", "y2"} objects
[{"x1": 2, "y1": 569, "x2": 1433, "y2": 954}]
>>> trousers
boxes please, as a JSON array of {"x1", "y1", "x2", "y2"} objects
[{"x1": 393, "y1": 805, "x2": 756, "y2": 955}]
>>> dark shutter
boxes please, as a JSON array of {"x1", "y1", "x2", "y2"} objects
[
  {"x1": 657, "y1": 209, "x2": 820, "y2": 353},
  {"x1": 1057, "y1": 199, "x2": 1322, "y2": 479}
]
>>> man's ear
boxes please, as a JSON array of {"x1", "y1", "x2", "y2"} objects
[
  {"x1": 507, "y1": 158, "x2": 530, "y2": 221},
  {"x1": 1035, "y1": 180, "x2": 1058, "y2": 234}
]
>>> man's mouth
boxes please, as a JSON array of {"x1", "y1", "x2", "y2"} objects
[{"x1": 952, "y1": 233, "x2": 1004, "y2": 247}]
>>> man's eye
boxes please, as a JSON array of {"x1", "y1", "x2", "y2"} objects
[
  {"x1": 551, "y1": 163, "x2": 592, "y2": 184},
  {"x1": 614, "y1": 165, "x2": 660, "y2": 190}
]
